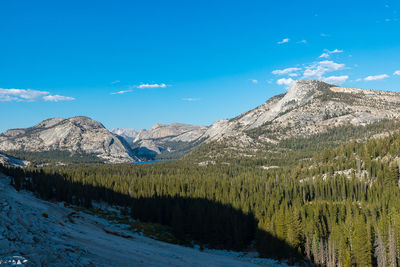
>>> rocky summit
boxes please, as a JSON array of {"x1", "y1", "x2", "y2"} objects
[
  {"x1": 0, "y1": 116, "x2": 137, "y2": 163},
  {"x1": 203, "y1": 80, "x2": 400, "y2": 147}
]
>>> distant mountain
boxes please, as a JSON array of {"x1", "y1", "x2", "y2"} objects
[
  {"x1": 0, "y1": 116, "x2": 137, "y2": 163},
  {"x1": 111, "y1": 128, "x2": 138, "y2": 143},
  {"x1": 131, "y1": 123, "x2": 208, "y2": 159}
]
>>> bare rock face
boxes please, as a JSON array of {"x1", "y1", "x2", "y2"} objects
[
  {"x1": 111, "y1": 128, "x2": 138, "y2": 143},
  {"x1": 0, "y1": 116, "x2": 137, "y2": 163},
  {"x1": 132, "y1": 123, "x2": 208, "y2": 155},
  {"x1": 203, "y1": 80, "x2": 400, "y2": 147}
]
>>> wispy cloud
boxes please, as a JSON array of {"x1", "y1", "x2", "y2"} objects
[
  {"x1": 320, "y1": 33, "x2": 330, "y2": 37},
  {"x1": 111, "y1": 80, "x2": 120, "y2": 84},
  {"x1": 0, "y1": 88, "x2": 74, "y2": 102},
  {"x1": 182, "y1": 98, "x2": 200, "y2": 102},
  {"x1": 272, "y1": 67, "x2": 301, "y2": 75},
  {"x1": 298, "y1": 40, "x2": 307, "y2": 44},
  {"x1": 277, "y1": 78, "x2": 295, "y2": 88},
  {"x1": 319, "y1": 49, "x2": 343, "y2": 58},
  {"x1": 250, "y1": 79, "x2": 258, "y2": 84},
  {"x1": 137, "y1": 83, "x2": 167, "y2": 89},
  {"x1": 110, "y1": 90, "x2": 132, "y2": 95},
  {"x1": 319, "y1": 53, "x2": 330, "y2": 58},
  {"x1": 394, "y1": 70, "x2": 400, "y2": 76},
  {"x1": 322, "y1": 75, "x2": 349, "y2": 85},
  {"x1": 277, "y1": 38, "x2": 289, "y2": 44},
  {"x1": 364, "y1": 74, "x2": 389, "y2": 81}
]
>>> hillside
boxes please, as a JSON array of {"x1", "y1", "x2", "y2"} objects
[{"x1": 0, "y1": 172, "x2": 286, "y2": 267}]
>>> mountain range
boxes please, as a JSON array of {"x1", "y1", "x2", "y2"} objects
[{"x1": 2, "y1": 80, "x2": 400, "y2": 163}]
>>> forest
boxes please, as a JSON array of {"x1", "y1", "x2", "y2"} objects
[{"x1": 2, "y1": 123, "x2": 400, "y2": 266}]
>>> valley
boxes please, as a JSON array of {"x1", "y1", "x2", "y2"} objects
[{"x1": 2, "y1": 80, "x2": 400, "y2": 266}]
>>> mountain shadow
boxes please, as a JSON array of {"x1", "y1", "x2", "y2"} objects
[{"x1": 1, "y1": 165, "x2": 306, "y2": 265}]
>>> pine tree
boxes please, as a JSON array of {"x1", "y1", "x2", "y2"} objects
[
  {"x1": 351, "y1": 217, "x2": 372, "y2": 266},
  {"x1": 374, "y1": 231, "x2": 386, "y2": 267}
]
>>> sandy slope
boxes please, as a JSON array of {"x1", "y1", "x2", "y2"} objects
[{"x1": 0, "y1": 173, "x2": 288, "y2": 267}]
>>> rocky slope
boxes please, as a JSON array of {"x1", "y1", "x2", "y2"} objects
[
  {"x1": 131, "y1": 123, "x2": 208, "y2": 157},
  {"x1": 203, "y1": 80, "x2": 400, "y2": 148},
  {"x1": 0, "y1": 153, "x2": 29, "y2": 167},
  {"x1": 0, "y1": 116, "x2": 137, "y2": 163}
]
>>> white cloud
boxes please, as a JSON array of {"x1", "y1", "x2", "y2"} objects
[
  {"x1": 319, "y1": 49, "x2": 343, "y2": 58},
  {"x1": 322, "y1": 75, "x2": 349, "y2": 85},
  {"x1": 42, "y1": 95, "x2": 75, "y2": 102},
  {"x1": 364, "y1": 74, "x2": 389, "y2": 81},
  {"x1": 250, "y1": 79, "x2": 258, "y2": 84},
  {"x1": 111, "y1": 80, "x2": 120, "y2": 84},
  {"x1": 277, "y1": 38, "x2": 289, "y2": 44},
  {"x1": 277, "y1": 78, "x2": 295, "y2": 88},
  {"x1": 319, "y1": 60, "x2": 345, "y2": 71},
  {"x1": 320, "y1": 33, "x2": 330, "y2": 37},
  {"x1": 110, "y1": 90, "x2": 132, "y2": 95},
  {"x1": 272, "y1": 67, "x2": 301, "y2": 75},
  {"x1": 298, "y1": 40, "x2": 307, "y2": 44},
  {"x1": 288, "y1": 73, "x2": 298, "y2": 77},
  {"x1": 137, "y1": 83, "x2": 167, "y2": 89},
  {"x1": 182, "y1": 98, "x2": 200, "y2": 102},
  {"x1": 0, "y1": 88, "x2": 74, "y2": 102},
  {"x1": 303, "y1": 60, "x2": 346, "y2": 80},
  {"x1": 394, "y1": 70, "x2": 400, "y2": 76}
]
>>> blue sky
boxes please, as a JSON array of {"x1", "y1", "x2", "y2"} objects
[{"x1": 1, "y1": 0, "x2": 400, "y2": 132}]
